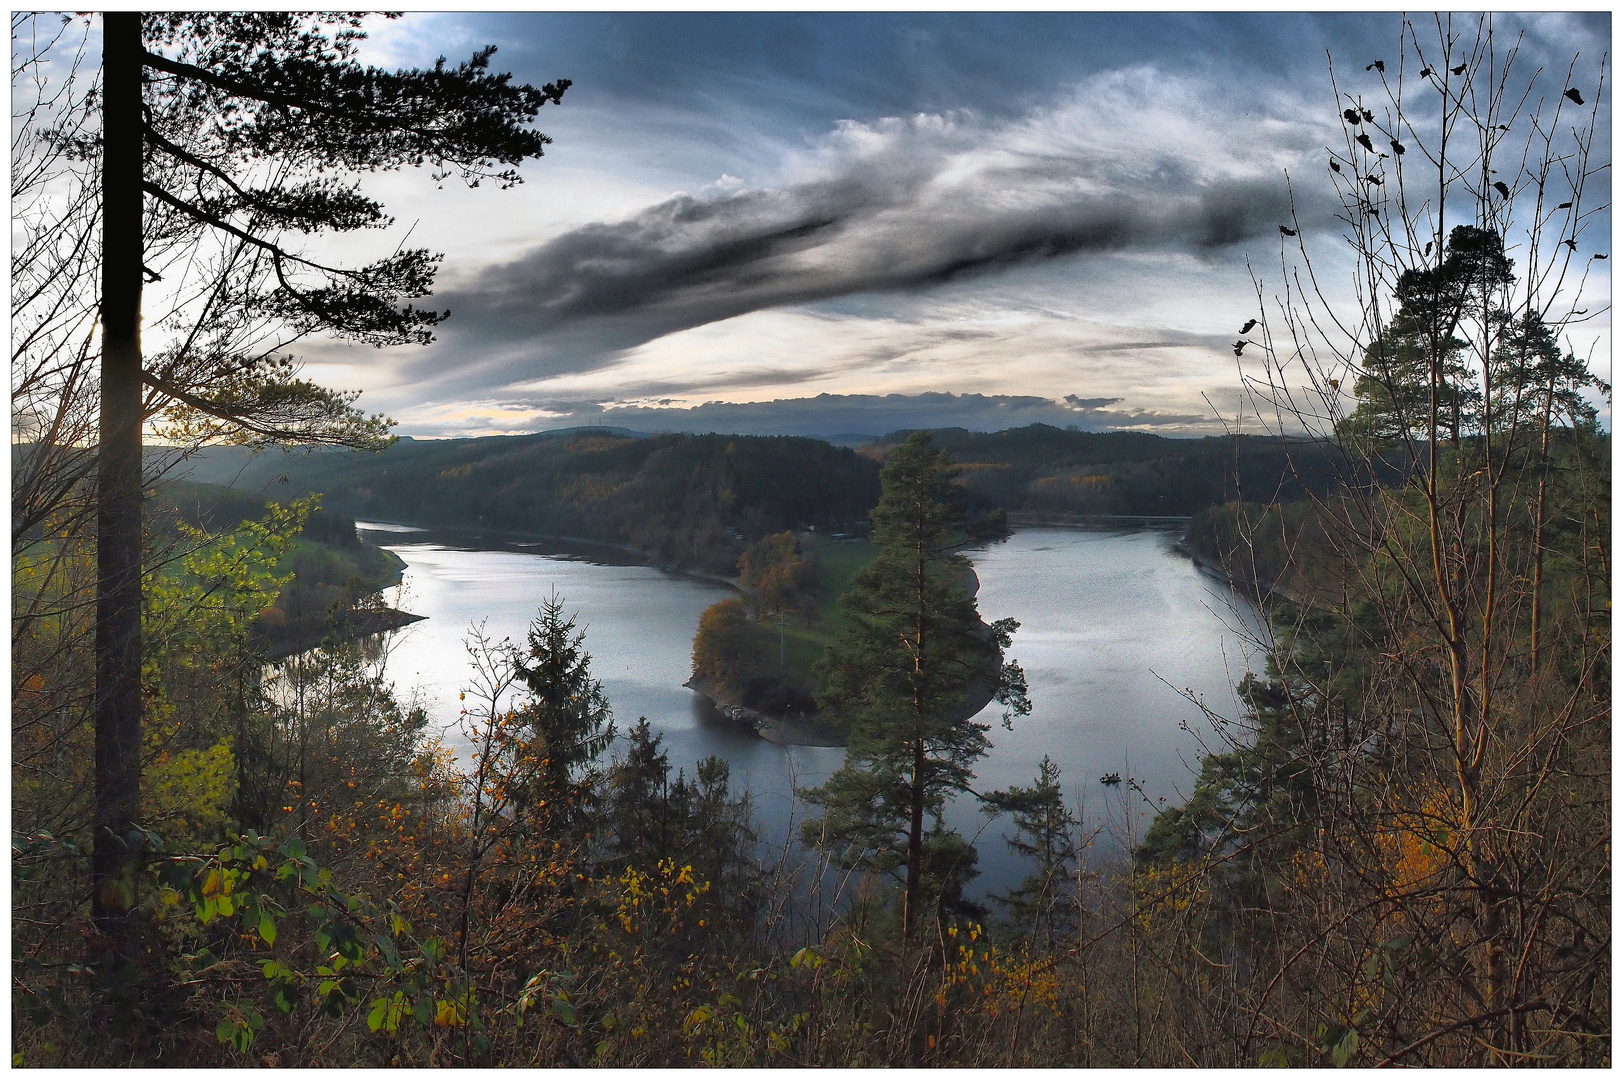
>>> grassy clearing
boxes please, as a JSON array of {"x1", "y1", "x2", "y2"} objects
[
  {"x1": 275, "y1": 537, "x2": 405, "y2": 591},
  {"x1": 745, "y1": 535, "x2": 876, "y2": 692}
]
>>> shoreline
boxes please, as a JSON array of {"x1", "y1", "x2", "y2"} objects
[
  {"x1": 256, "y1": 606, "x2": 427, "y2": 662},
  {"x1": 354, "y1": 516, "x2": 744, "y2": 593},
  {"x1": 1173, "y1": 538, "x2": 1306, "y2": 608},
  {"x1": 685, "y1": 675, "x2": 849, "y2": 747},
  {"x1": 358, "y1": 516, "x2": 1185, "y2": 750},
  {"x1": 1006, "y1": 511, "x2": 1191, "y2": 528}
]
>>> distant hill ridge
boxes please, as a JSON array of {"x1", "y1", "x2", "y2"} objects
[
  {"x1": 866, "y1": 425, "x2": 1343, "y2": 517},
  {"x1": 184, "y1": 429, "x2": 883, "y2": 575},
  {"x1": 177, "y1": 424, "x2": 1344, "y2": 573}
]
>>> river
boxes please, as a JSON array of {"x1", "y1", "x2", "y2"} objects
[{"x1": 361, "y1": 522, "x2": 1263, "y2": 896}]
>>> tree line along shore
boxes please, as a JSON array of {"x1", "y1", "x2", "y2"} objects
[{"x1": 162, "y1": 423, "x2": 1352, "y2": 689}]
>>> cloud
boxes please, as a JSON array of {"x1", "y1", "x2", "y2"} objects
[
  {"x1": 391, "y1": 391, "x2": 1219, "y2": 441},
  {"x1": 406, "y1": 66, "x2": 1336, "y2": 395},
  {"x1": 303, "y1": 14, "x2": 1605, "y2": 441}
]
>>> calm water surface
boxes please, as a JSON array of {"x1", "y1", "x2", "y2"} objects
[
  {"x1": 362, "y1": 523, "x2": 1262, "y2": 894},
  {"x1": 947, "y1": 527, "x2": 1263, "y2": 888}
]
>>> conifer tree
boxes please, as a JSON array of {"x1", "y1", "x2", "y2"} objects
[
  {"x1": 512, "y1": 594, "x2": 616, "y2": 831},
  {"x1": 91, "y1": 12, "x2": 567, "y2": 959},
  {"x1": 983, "y1": 756, "x2": 1079, "y2": 944},
  {"x1": 1336, "y1": 225, "x2": 1512, "y2": 449},
  {"x1": 605, "y1": 720, "x2": 757, "y2": 905},
  {"x1": 802, "y1": 432, "x2": 1030, "y2": 938}
]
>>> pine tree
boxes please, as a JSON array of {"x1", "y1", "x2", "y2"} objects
[
  {"x1": 605, "y1": 720, "x2": 757, "y2": 904},
  {"x1": 983, "y1": 756, "x2": 1079, "y2": 944},
  {"x1": 801, "y1": 432, "x2": 1030, "y2": 938},
  {"x1": 512, "y1": 594, "x2": 616, "y2": 832},
  {"x1": 91, "y1": 13, "x2": 567, "y2": 959},
  {"x1": 1337, "y1": 225, "x2": 1512, "y2": 449}
]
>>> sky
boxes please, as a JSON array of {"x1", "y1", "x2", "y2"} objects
[{"x1": 187, "y1": 13, "x2": 1619, "y2": 438}]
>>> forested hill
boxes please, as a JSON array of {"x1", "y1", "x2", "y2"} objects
[
  {"x1": 864, "y1": 425, "x2": 1346, "y2": 517},
  {"x1": 186, "y1": 429, "x2": 884, "y2": 575},
  {"x1": 150, "y1": 480, "x2": 415, "y2": 659},
  {"x1": 181, "y1": 424, "x2": 1349, "y2": 571}
]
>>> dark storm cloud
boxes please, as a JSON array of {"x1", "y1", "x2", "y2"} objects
[
  {"x1": 445, "y1": 176, "x2": 1293, "y2": 332},
  {"x1": 416, "y1": 88, "x2": 1333, "y2": 393}
]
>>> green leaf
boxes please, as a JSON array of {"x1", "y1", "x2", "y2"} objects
[
  {"x1": 373, "y1": 933, "x2": 402, "y2": 971},
  {"x1": 215, "y1": 1019, "x2": 236, "y2": 1045},
  {"x1": 367, "y1": 998, "x2": 387, "y2": 1033},
  {"x1": 1259, "y1": 1045, "x2": 1291, "y2": 1068},
  {"x1": 258, "y1": 912, "x2": 276, "y2": 946},
  {"x1": 1331, "y1": 1028, "x2": 1359, "y2": 1068}
]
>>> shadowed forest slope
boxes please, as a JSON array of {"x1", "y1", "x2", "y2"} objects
[
  {"x1": 183, "y1": 425, "x2": 1355, "y2": 574},
  {"x1": 183, "y1": 430, "x2": 882, "y2": 575}
]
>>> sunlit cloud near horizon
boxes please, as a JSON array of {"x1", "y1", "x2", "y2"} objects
[{"x1": 289, "y1": 12, "x2": 1609, "y2": 439}]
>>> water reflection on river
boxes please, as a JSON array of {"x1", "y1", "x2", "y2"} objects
[{"x1": 363, "y1": 523, "x2": 1261, "y2": 896}]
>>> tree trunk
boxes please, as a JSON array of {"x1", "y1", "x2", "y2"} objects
[
  {"x1": 904, "y1": 735, "x2": 925, "y2": 939},
  {"x1": 92, "y1": 11, "x2": 145, "y2": 960},
  {"x1": 903, "y1": 524, "x2": 927, "y2": 940},
  {"x1": 1529, "y1": 372, "x2": 1556, "y2": 668}
]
